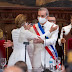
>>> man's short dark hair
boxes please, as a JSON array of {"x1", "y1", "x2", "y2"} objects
[
  {"x1": 38, "y1": 7, "x2": 49, "y2": 16},
  {"x1": 14, "y1": 61, "x2": 28, "y2": 72},
  {"x1": 43, "y1": 69, "x2": 52, "y2": 72}
]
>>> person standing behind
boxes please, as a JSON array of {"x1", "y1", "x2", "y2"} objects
[
  {"x1": 58, "y1": 16, "x2": 72, "y2": 69},
  {"x1": 48, "y1": 15, "x2": 56, "y2": 24},
  {"x1": 58, "y1": 16, "x2": 72, "y2": 54},
  {"x1": 58, "y1": 16, "x2": 72, "y2": 46}
]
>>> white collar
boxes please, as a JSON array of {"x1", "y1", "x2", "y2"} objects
[
  {"x1": 43, "y1": 21, "x2": 53, "y2": 27},
  {"x1": 42, "y1": 21, "x2": 49, "y2": 27},
  {"x1": 20, "y1": 26, "x2": 25, "y2": 30}
]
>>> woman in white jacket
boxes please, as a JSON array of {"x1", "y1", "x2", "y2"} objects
[{"x1": 7, "y1": 14, "x2": 34, "y2": 69}]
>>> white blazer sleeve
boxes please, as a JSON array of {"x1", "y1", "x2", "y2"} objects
[
  {"x1": 39, "y1": 31, "x2": 51, "y2": 40},
  {"x1": 22, "y1": 30, "x2": 38, "y2": 40},
  {"x1": 18, "y1": 26, "x2": 38, "y2": 43},
  {"x1": 44, "y1": 27, "x2": 59, "y2": 46}
]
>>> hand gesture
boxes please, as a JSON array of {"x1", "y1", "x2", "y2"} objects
[
  {"x1": 33, "y1": 37, "x2": 44, "y2": 44},
  {"x1": 61, "y1": 38, "x2": 66, "y2": 43},
  {"x1": 23, "y1": 22, "x2": 32, "y2": 30},
  {"x1": 49, "y1": 25, "x2": 58, "y2": 33},
  {"x1": 3, "y1": 40, "x2": 13, "y2": 48}
]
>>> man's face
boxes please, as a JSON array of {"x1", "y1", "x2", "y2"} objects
[
  {"x1": 48, "y1": 17, "x2": 56, "y2": 24},
  {"x1": 38, "y1": 10, "x2": 48, "y2": 25},
  {"x1": 38, "y1": 10, "x2": 47, "y2": 18}
]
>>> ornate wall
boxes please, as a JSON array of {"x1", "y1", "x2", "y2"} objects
[
  {"x1": 36, "y1": 0, "x2": 57, "y2": 6},
  {"x1": 0, "y1": 7, "x2": 72, "y2": 42}
]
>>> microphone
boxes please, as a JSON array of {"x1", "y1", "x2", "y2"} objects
[
  {"x1": 23, "y1": 42, "x2": 29, "y2": 62},
  {"x1": 45, "y1": 36, "x2": 47, "y2": 39},
  {"x1": 42, "y1": 36, "x2": 47, "y2": 72},
  {"x1": 23, "y1": 42, "x2": 29, "y2": 45},
  {"x1": 62, "y1": 29, "x2": 65, "y2": 64}
]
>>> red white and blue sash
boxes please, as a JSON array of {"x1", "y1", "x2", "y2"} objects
[{"x1": 33, "y1": 22, "x2": 58, "y2": 60}]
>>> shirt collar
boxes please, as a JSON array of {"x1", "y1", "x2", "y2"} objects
[
  {"x1": 41, "y1": 21, "x2": 48, "y2": 27},
  {"x1": 20, "y1": 26, "x2": 25, "y2": 30},
  {"x1": 43, "y1": 21, "x2": 51, "y2": 27}
]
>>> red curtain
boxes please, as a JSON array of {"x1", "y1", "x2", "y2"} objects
[{"x1": 68, "y1": 38, "x2": 72, "y2": 50}]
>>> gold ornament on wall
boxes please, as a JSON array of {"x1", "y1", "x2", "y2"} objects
[
  {"x1": 67, "y1": 51, "x2": 72, "y2": 63},
  {"x1": 0, "y1": 29, "x2": 3, "y2": 39}
]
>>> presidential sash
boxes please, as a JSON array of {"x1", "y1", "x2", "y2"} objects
[{"x1": 33, "y1": 22, "x2": 58, "y2": 60}]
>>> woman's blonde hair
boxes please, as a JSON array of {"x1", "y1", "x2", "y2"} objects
[{"x1": 15, "y1": 14, "x2": 27, "y2": 28}]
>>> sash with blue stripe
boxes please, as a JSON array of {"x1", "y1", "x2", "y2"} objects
[{"x1": 38, "y1": 22, "x2": 58, "y2": 58}]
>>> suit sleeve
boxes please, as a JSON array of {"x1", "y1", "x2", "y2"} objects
[{"x1": 44, "y1": 27, "x2": 59, "y2": 46}]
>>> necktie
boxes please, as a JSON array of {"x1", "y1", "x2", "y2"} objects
[{"x1": 42, "y1": 26, "x2": 44, "y2": 30}]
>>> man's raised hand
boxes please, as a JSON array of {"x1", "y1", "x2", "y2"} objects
[{"x1": 49, "y1": 25, "x2": 58, "y2": 33}]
